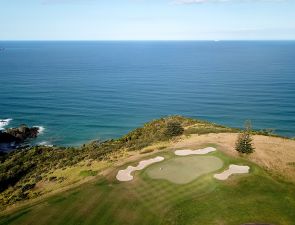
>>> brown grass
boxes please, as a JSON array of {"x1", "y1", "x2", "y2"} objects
[{"x1": 173, "y1": 133, "x2": 295, "y2": 182}]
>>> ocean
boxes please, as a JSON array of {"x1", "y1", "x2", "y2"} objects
[{"x1": 0, "y1": 41, "x2": 294, "y2": 147}]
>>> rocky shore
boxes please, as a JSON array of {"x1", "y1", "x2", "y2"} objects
[{"x1": 0, "y1": 125, "x2": 40, "y2": 151}]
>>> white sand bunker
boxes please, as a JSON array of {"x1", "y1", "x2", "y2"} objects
[
  {"x1": 214, "y1": 164, "x2": 250, "y2": 180},
  {"x1": 175, "y1": 147, "x2": 216, "y2": 156},
  {"x1": 116, "y1": 156, "x2": 165, "y2": 182}
]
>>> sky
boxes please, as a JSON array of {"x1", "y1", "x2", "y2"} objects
[{"x1": 0, "y1": 0, "x2": 295, "y2": 40}]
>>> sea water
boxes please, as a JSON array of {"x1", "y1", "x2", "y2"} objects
[{"x1": 0, "y1": 41, "x2": 294, "y2": 146}]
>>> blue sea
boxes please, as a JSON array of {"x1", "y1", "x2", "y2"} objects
[{"x1": 0, "y1": 41, "x2": 294, "y2": 147}]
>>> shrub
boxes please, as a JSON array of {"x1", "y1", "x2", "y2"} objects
[
  {"x1": 140, "y1": 149, "x2": 154, "y2": 154},
  {"x1": 287, "y1": 162, "x2": 295, "y2": 167},
  {"x1": 49, "y1": 176, "x2": 57, "y2": 182},
  {"x1": 21, "y1": 183, "x2": 35, "y2": 192},
  {"x1": 79, "y1": 170, "x2": 98, "y2": 177},
  {"x1": 164, "y1": 121, "x2": 184, "y2": 138}
]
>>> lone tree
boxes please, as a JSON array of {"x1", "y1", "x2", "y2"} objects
[
  {"x1": 164, "y1": 121, "x2": 184, "y2": 138},
  {"x1": 235, "y1": 120, "x2": 255, "y2": 154}
]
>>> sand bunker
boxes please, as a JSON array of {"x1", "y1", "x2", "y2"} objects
[
  {"x1": 214, "y1": 164, "x2": 250, "y2": 180},
  {"x1": 174, "y1": 147, "x2": 216, "y2": 156},
  {"x1": 116, "y1": 156, "x2": 164, "y2": 182}
]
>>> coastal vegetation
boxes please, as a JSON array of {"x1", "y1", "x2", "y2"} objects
[
  {"x1": 164, "y1": 121, "x2": 184, "y2": 137},
  {"x1": 0, "y1": 116, "x2": 235, "y2": 208},
  {"x1": 235, "y1": 121, "x2": 255, "y2": 154},
  {"x1": 0, "y1": 116, "x2": 295, "y2": 225}
]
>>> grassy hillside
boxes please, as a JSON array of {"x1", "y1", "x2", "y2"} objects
[
  {"x1": 1, "y1": 115, "x2": 294, "y2": 225},
  {"x1": 0, "y1": 116, "x2": 237, "y2": 209},
  {"x1": 1, "y1": 150, "x2": 295, "y2": 225}
]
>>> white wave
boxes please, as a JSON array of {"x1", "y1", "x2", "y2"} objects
[
  {"x1": 0, "y1": 118, "x2": 12, "y2": 130},
  {"x1": 34, "y1": 126, "x2": 45, "y2": 134},
  {"x1": 37, "y1": 141, "x2": 53, "y2": 147}
]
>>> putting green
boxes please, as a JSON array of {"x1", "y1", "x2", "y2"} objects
[{"x1": 146, "y1": 155, "x2": 223, "y2": 184}]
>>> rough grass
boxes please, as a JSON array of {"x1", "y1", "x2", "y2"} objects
[
  {"x1": 34, "y1": 160, "x2": 109, "y2": 194},
  {"x1": 1, "y1": 150, "x2": 295, "y2": 225},
  {"x1": 79, "y1": 170, "x2": 98, "y2": 177},
  {"x1": 184, "y1": 123, "x2": 238, "y2": 135}
]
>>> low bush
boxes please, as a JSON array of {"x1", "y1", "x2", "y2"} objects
[
  {"x1": 140, "y1": 149, "x2": 154, "y2": 154},
  {"x1": 79, "y1": 170, "x2": 98, "y2": 177},
  {"x1": 164, "y1": 121, "x2": 184, "y2": 137}
]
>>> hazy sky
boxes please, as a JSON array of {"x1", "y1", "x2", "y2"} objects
[{"x1": 0, "y1": 0, "x2": 295, "y2": 40}]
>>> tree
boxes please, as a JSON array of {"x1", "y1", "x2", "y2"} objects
[
  {"x1": 235, "y1": 120, "x2": 255, "y2": 154},
  {"x1": 164, "y1": 121, "x2": 184, "y2": 138}
]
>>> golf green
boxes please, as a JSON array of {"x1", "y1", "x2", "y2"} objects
[
  {"x1": 146, "y1": 155, "x2": 223, "y2": 184},
  {"x1": 2, "y1": 152, "x2": 295, "y2": 225}
]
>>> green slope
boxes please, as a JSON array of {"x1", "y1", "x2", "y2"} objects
[{"x1": 1, "y1": 151, "x2": 295, "y2": 225}]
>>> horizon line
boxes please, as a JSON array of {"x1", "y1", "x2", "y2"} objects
[{"x1": 0, "y1": 39, "x2": 295, "y2": 42}]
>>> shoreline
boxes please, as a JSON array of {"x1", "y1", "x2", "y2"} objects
[{"x1": 0, "y1": 116, "x2": 292, "y2": 153}]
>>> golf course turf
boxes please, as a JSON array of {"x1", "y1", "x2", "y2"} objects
[
  {"x1": 146, "y1": 155, "x2": 223, "y2": 184},
  {"x1": 1, "y1": 150, "x2": 295, "y2": 225}
]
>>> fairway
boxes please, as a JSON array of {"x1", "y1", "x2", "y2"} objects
[
  {"x1": 146, "y1": 155, "x2": 223, "y2": 184},
  {"x1": 1, "y1": 151, "x2": 295, "y2": 225}
]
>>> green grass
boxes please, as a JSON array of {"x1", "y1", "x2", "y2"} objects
[
  {"x1": 146, "y1": 155, "x2": 223, "y2": 184},
  {"x1": 79, "y1": 170, "x2": 98, "y2": 177},
  {"x1": 1, "y1": 151, "x2": 295, "y2": 225}
]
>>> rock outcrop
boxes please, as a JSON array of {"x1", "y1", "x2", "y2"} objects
[
  {"x1": 0, "y1": 125, "x2": 39, "y2": 151},
  {"x1": 5, "y1": 125, "x2": 39, "y2": 142}
]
